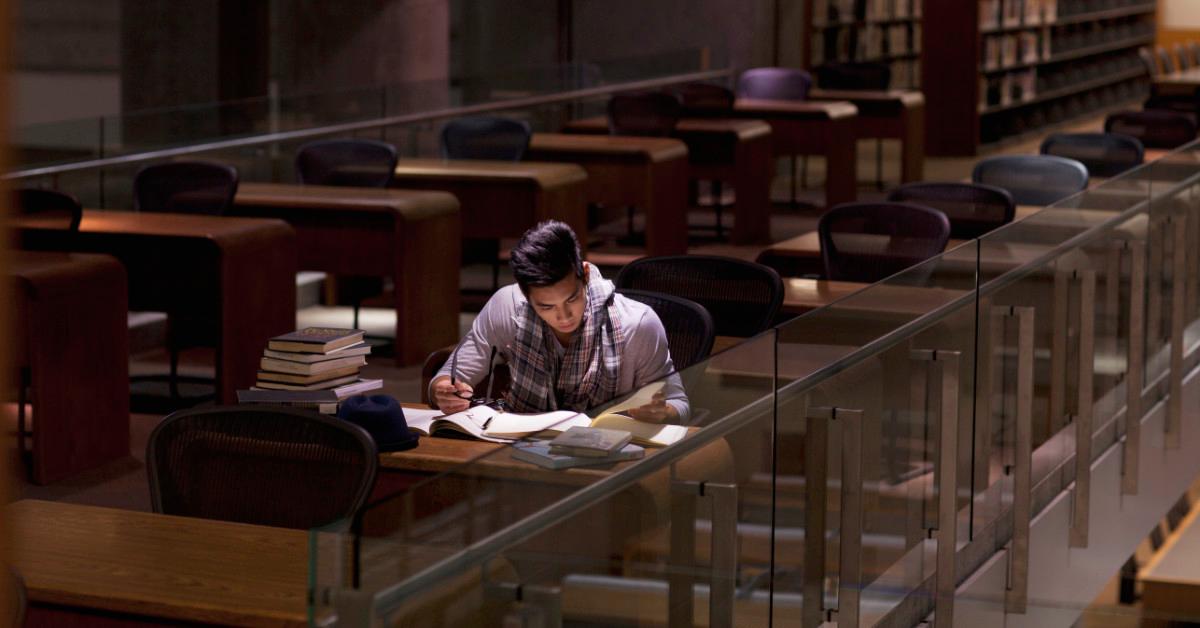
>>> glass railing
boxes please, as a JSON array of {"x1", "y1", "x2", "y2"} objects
[{"x1": 307, "y1": 140, "x2": 1200, "y2": 626}]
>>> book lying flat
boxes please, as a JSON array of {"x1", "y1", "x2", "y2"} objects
[
  {"x1": 549, "y1": 426, "x2": 634, "y2": 457},
  {"x1": 404, "y1": 406, "x2": 586, "y2": 444},
  {"x1": 256, "y1": 364, "x2": 363, "y2": 385},
  {"x1": 253, "y1": 377, "x2": 382, "y2": 398},
  {"x1": 260, "y1": 355, "x2": 367, "y2": 376},
  {"x1": 262, "y1": 342, "x2": 371, "y2": 364},
  {"x1": 511, "y1": 442, "x2": 645, "y2": 470},
  {"x1": 267, "y1": 328, "x2": 364, "y2": 354}
]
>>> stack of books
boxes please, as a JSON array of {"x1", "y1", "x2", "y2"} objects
[{"x1": 246, "y1": 327, "x2": 382, "y2": 412}]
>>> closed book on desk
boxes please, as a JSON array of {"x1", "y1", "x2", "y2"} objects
[
  {"x1": 511, "y1": 442, "x2": 645, "y2": 469},
  {"x1": 549, "y1": 427, "x2": 633, "y2": 457},
  {"x1": 267, "y1": 328, "x2": 364, "y2": 354},
  {"x1": 262, "y1": 342, "x2": 371, "y2": 363},
  {"x1": 256, "y1": 364, "x2": 363, "y2": 385},
  {"x1": 260, "y1": 355, "x2": 366, "y2": 376},
  {"x1": 252, "y1": 376, "x2": 385, "y2": 396}
]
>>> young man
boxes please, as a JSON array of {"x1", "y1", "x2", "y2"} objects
[{"x1": 430, "y1": 220, "x2": 688, "y2": 422}]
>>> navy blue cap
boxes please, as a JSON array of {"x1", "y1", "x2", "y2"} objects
[{"x1": 337, "y1": 394, "x2": 419, "y2": 452}]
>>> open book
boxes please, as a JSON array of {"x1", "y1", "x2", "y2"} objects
[{"x1": 404, "y1": 400, "x2": 687, "y2": 448}]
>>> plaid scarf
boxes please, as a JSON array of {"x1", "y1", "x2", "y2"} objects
[{"x1": 505, "y1": 265, "x2": 624, "y2": 412}]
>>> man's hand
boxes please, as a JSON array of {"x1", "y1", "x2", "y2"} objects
[
  {"x1": 431, "y1": 375, "x2": 473, "y2": 414},
  {"x1": 626, "y1": 391, "x2": 679, "y2": 424}
]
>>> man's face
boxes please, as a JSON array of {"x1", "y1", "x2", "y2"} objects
[{"x1": 527, "y1": 271, "x2": 587, "y2": 337}]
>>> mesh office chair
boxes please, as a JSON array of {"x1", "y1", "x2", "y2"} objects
[
  {"x1": 419, "y1": 346, "x2": 511, "y2": 407},
  {"x1": 735, "y1": 67, "x2": 814, "y2": 204},
  {"x1": 814, "y1": 61, "x2": 893, "y2": 188},
  {"x1": 887, "y1": 182, "x2": 1016, "y2": 240},
  {"x1": 818, "y1": 202, "x2": 951, "y2": 283},
  {"x1": 607, "y1": 91, "x2": 682, "y2": 137},
  {"x1": 1105, "y1": 110, "x2": 1199, "y2": 149},
  {"x1": 1039, "y1": 132, "x2": 1145, "y2": 178},
  {"x1": 617, "y1": 289, "x2": 716, "y2": 370},
  {"x1": 133, "y1": 161, "x2": 239, "y2": 215},
  {"x1": 615, "y1": 255, "x2": 784, "y2": 337},
  {"x1": 441, "y1": 116, "x2": 532, "y2": 161},
  {"x1": 295, "y1": 138, "x2": 398, "y2": 188},
  {"x1": 295, "y1": 138, "x2": 399, "y2": 330},
  {"x1": 971, "y1": 154, "x2": 1089, "y2": 205},
  {"x1": 147, "y1": 405, "x2": 378, "y2": 530}
]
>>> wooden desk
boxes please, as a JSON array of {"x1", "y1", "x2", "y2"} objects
[
  {"x1": 559, "y1": 118, "x2": 775, "y2": 244},
  {"x1": 1140, "y1": 504, "x2": 1200, "y2": 625},
  {"x1": 229, "y1": 182, "x2": 461, "y2": 366},
  {"x1": 782, "y1": 277, "x2": 968, "y2": 316},
  {"x1": 525, "y1": 133, "x2": 690, "y2": 255},
  {"x1": 732, "y1": 98, "x2": 860, "y2": 207},
  {"x1": 14, "y1": 211, "x2": 297, "y2": 404},
  {"x1": 808, "y1": 88, "x2": 926, "y2": 182},
  {"x1": 1152, "y1": 68, "x2": 1200, "y2": 97},
  {"x1": 8, "y1": 499, "x2": 316, "y2": 627},
  {"x1": 10, "y1": 252, "x2": 129, "y2": 484},
  {"x1": 391, "y1": 158, "x2": 589, "y2": 250}
]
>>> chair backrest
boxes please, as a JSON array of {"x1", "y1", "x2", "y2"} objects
[
  {"x1": 1158, "y1": 46, "x2": 1178, "y2": 74},
  {"x1": 441, "y1": 116, "x2": 533, "y2": 161},
  {"x1": 813, "y1": 61, "x2": 892, "y2": 90},
  {"x1": 617, "y1": 289, "x2": 715, "y2": 370},
  {"x1": 615, "y1": 255, "x2": 784, "y2": 337},
  {"x1": 12, "y1": 188, "x2": 82, "y2": 230},
  {"x1": 971, "y1": 154, "x2": 1089, "y2": 205},
  {"x1": 886, "y1": 182, "x2": 1016, "y2": 240},
  {"x1": 147, "y1": 405, "x2": 378, "y2": 530},
  {"x1": 1175, "y1": 43, "x2": 1194, "y2": 71},
  {"x1": 607, "y1": 92, "x2": 682, "y2": 137},
  {"x1": 674, "y1": 82, "x2": 735, "y2": 117},
  {"x1": 1139, "y1": 47, "x2": 1159, "y2": 77},
  {"x1": 1039, "y1": 132, "x2": 1145, "y2": 178},
  {"x1": 1105, "y1": 110, "x2": 1199, "y2": 149},
  {"x1": 133, "y1": 161, "x2": 239, "y2": 215},
  {"x1": 818, "y1": 202, "x2": 952, "y2": 283},
  {"x1": 419, "y1": 345, "x2": 511, "y2": 406},
  {"x1": 295, "y1": 138, "x2": 398, "y2": 188},
  {"x1": 735, "y1": 67, "x2": 812, "y2": 101}
]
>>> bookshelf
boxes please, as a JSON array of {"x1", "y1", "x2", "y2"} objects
[
  {"x1": 806, "y1": 0, "x2": 924, "y2": 90},
  {"x1": 924, "y1": 0, "x2": 1155, "y2": 154}
]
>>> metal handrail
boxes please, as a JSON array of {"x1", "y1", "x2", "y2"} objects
[{"x1": 3, "y1": 68, "x2": 731, "y2": 181}]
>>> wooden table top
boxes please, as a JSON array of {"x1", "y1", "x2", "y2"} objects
[
  {"x1": 732, "y1": 98, "x2": 859, "y2": 120},
  {"x1": 236, "y1": 182, "x2": 459, "y2": 217},
  {"x1": 393, "y1": 158, "x2": 588, "y2": 188},
  {"x1": 562, "y1": 116, "x2": 772, "y2": 141},
  {"x1": 783, "y1": 277, "x2": 970, "y2": 316},
  {"x1": 8, "y1": 250, "x2": 121, "y2": 282},
  {"x1": 1153, "y1": 67, "x2": 1200, "y2": 88},
  {"x1": 807, "y1": 88, "x2": 925, "y2": 107},
  {"x1": 11, "y1": 210, "x2": 294, "y2": 246},
  {"x1": 8, "y1": 499, "x2": 317, "y2": 627},
  {"x1": 529, "y1": 133, "x2": 688, "y2": 162}
]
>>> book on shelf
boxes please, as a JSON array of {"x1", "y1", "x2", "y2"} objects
[
  {"x1": 253, "y1": 377, "x2": 382, "y2": 397},
  {"x1": 510, "y1": 442, "x2": 646, "y2": 470},
  {"x1": 267, "y1": 327, "x2": 364, "y2": 354},
  {"x1": 1001, "y1": 0, "x2": 1021, "y2": 27},
  {"x1": 262, "y1": 342, "x2": 371, "y2": 364},
  {"x1": 981, "y1": 0, "x2": 999, "y2": 29},
  {"x1": 260, "y1": 354, "x2": 367, "y2": 376},
  {"x1": 549, "y1": 426, "x2": 634, "y2": 458},
  {"x1": 1024, "y1": 0, "x2": 1042, "y2": 26},
  {"x1": 256, "y1": 364, "x2": 364, "y2": 386}
]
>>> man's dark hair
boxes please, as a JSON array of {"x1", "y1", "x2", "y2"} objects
[{"x1": 509, "y1": 220, "x2": 584, "y2": 292}]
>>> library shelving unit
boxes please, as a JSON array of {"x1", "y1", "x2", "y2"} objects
[
  {"x1": 805, "y1": 0, "x2": 924, "y2": 90},
  {"x1": 924, "y1": 0, "x2": 1155, "y2": 155}
]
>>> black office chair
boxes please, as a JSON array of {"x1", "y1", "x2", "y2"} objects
[
  {"x1": 12, "y1": 188, "x2": 83, "y2": 231},
  {"x1": 441, "y1": 116, "x2": 532, "y2": 161},
  {"x1": 295, "y1": 139, "x2": 399, "y2": 330},
  {"x1": 818, "y1": 202, "x2": 952, "y2": 283},
  {"x1": 736, "y1": 67, "x2": 814, "y2": 204},
  {"x1": 887, "y1": 182, "x2": 1016, "y2": 240},
  {"x1": 1105, "y1": 110, "x2": 1199, "y2": 149},
  {"x1": 617, "y1": 289, "x2": 716, "y2": 370},
  {"x1": 971, "y1": 155, "x2": 1089, "y2": 205},
  {"x1": 607, "y1": 91, "x2": 682, "y2": 137},
  {"x1": 295, "y1": 138, "x2": 398, "y2": 188},
  {"x1": 1039, "y1": 132, "x2": 1145, "y2": 178},
  {"x1": 133, "y1": 161, "x2": 239, "y2": 215},
  {"x1": 147, "y1": 405, "x2": 378, "y2": 530},
  {"x1": 615, "y1": 255, "x2": 784, "y2": 337},
  {"x1": 814, "y1": 61, "x2": 893, "y2": 189},
  {"x1": 671, "y1": 83, "x2": 737, "y2": 239}
]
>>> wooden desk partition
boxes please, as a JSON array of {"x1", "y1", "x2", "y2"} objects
[
  {"x1": 15, "y1": 211, "x2": 297, "y2": 404},
  {"x1": 10, "y1": 252, "x2": 129, "y2": 484},
  {"x1": 9, "y1": 499, "x2": 316, "y2": 627},
  {"x1": 808, "y1": 88, "x2": 926, "y2": 182},
  {"x1": 391, "y1": 158, "x2": 589, "y2": 249},
  {"x1": 732, "y1": 98, "x2": 860, "y2": 207},
  {"x1": 525, "y1": 133, "x2": 689, "y2": 255},
  {"x1": 559, "y1": 118, "x2": 775, "y2": 245},
  {"x1": 230, "y1": 182, "x2": 461, "y2": 365}
]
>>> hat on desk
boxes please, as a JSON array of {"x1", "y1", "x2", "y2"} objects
[{"x1": 337, "y1": 394, "x2": 419, "y2": 452}]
